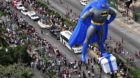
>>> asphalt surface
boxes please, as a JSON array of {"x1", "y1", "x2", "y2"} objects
[{"x1": 47, "y1": 0, "x2": 140, "y2": 68}]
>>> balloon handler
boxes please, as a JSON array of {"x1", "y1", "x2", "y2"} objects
[{"x1": 68, "y1": 0, "x2": 116, "y2": 64}]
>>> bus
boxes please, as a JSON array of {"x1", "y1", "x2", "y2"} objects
[{"x1": 60, "y1": 30, "x2": 82, "y2": 53}]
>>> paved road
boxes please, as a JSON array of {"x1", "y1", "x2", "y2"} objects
[{"x1": 47, "y1": 0, "x2": 140, "y2": 68}]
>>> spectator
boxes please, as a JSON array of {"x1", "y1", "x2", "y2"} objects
[
  {"x1": 88, "y1": 70, "x2": 91, "y2": 77},
  {"x1": 78, "y1": 72, "x2": 81, "y2": 78},
  {"x1": 82, "y1": 71, "x2": 87, "y2": 78}
]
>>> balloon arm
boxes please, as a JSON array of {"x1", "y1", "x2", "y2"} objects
[
  {"x1": 106, "y1": 8, "x2": 116, "y2": 24},
  {"x1": 81, "y1": 8, "x2": 94, "y2": 20}
]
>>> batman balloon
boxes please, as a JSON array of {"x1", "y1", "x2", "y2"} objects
[{"x1": 69, "y1": 0, "x2": 116, "y2": 63}]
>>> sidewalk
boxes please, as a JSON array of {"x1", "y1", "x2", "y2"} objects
[
  {"x1": 114, "y1": 0, "x2": 140, "y2": 35},
  {"x1": 111, "y1": 6, "x2": 140, "y2": 36},
  {"x1": 115, "y1": 14, "x2": 140, "y2": 35}
]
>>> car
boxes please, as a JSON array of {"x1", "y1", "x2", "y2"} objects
[
  {"x1": 27, "y1": 11, "x2": 40, "y2": 21},
  {"x1": 37, "y1": 19, "x2": 52, "y2": 29},
  {"x1": 16, "y1": 3, "x2": 25, "y2": 10},
  {"x1": 49, "y1": 26, "x2": 60, "y2": 40},
  {"x1": 21, "y1": 8, "x2": 29, "y2": 15},
  {"x1": 80, "y1": 0, "x2": 96, "y2": 6},
  {"x1": 5, "y1": 0, "x2": 12, "y2": 3},
  {"x1": 50, "y1": 29, "x2": 60, "y2": 40},
  {"x1": 80, "y1": 0, "x2": 88, "y2": 6}
]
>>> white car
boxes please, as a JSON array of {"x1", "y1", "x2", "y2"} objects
[
  {"x1": 80, "y1": 0, "x2": 96, "y2": 6},
  {"x1": 27, "y1": 11, "x2": 40, "y2": 21},
  {"x1": 16, "y1": 3, "x2": 25, "y2": 10},
  {"x1": 21, "y1": 8, "x2": 29, "y2": 15},
  {"x1": 80, "y1": 0, "x2": 88, "y2": 6},
  {"x1": 5, "y1": 0, "x2": 12, "y2": 3},
  {"x1": 37, "y1": 19, "x2": 52, "y2": 29}
]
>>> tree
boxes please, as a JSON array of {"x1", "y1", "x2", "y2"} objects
[
  {"x1": 0, "y1": 45, "x2": 33, "y2": 65},
  {"x1": 0, "y1": 64, "x2": 34, "y2": 78}
]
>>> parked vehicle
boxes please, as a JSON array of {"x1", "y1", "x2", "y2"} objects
[
  {"x1": 21, "y1": 8, "x2": 29, "y2": 15},
  {"x1": 27, "y1": 11, "x2": 40, "y2": 21},
  {"x1": 80, "y1": 0, "x2": 88, "y2": 6},
  {"x1": 37, "y1": 18, "x2": 52, "y2": 29},
  {"x1": 80, "y1": 0, "x2": 96, "y2": 6},
  {"x1": 16, "y1": 3, "x2": 25, "y2": 10},
  {"x1": 49, "y1": 26, "x2": 61, "y2": 40},
  {"x1": 5, "y1": 0, "x2": 12, "y2": 3}
]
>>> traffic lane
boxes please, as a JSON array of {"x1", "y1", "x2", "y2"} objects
[
  {"x1": 48, "y1": 0, "x2": 81, "y2": 18},
  {"x1": 110, "y1": 22, "x2": 140, "y2": 50},
  {"x1": 109, "y1": 25, "x2": 138, "y2": 54},
  {"x1": 48, "y1": 0, "x2": 66, "y2": 16},
  {"x1": 50, "y1": 0, "x2": 83, "y2": 12},
  {"x1": 65, "y1": 0, "x2": 83, "y2": 11},
  {"x1": 109, "y1": 23, "x2": 140, "y2": 53}
]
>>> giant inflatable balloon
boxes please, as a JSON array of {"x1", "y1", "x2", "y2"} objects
[{"x1": 69, "y1": 0, "x2": 117, "y2": 73}]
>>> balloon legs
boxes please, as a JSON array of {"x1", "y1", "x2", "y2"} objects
[
  {"x1": 81, "y1": 43, "x2": 89, "y2": 63},
  {"x1": 98, "y1": 42, "x2": 105, "y2": 57}
]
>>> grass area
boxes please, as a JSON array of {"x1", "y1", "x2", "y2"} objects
[
  {"x1": 0, "y1": 11, "x2": 3, "y2": 17},
  {"x1": 135, "y1": 13, "x2": 140, "y2": 24}
]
